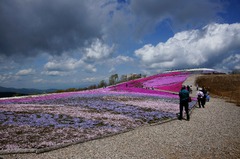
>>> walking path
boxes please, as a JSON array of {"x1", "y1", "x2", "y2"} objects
[{"x1": 2, "y1": 75, "x2": 240, "y2": 159}]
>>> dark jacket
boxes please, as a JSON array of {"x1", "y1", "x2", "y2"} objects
[{"x1": 179, "y1": 89, "x2": 189, "y2": 102}]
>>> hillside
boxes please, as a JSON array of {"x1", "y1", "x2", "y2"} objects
[
  {"x1": 195, "y1": 74, "x2": 240, "y2": 106},
  {"x1": 0, "y1": 69, "x2": 219, "y2": 153},
  {"x1": 2, "y1": 74, "x2": 240, "y2": 159}
]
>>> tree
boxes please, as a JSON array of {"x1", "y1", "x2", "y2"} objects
[
  {"x1": 88, "y1": 84, "x2": 97, "y2": 90},
  {"x1": 113, "y1": 74, "x2": 118, "y2": 83},
  {"x1": 120, "y1": 75, "x2": 127, "y2": 82},
  {"x1": 98, "y1": 80, "x2": 107, "y2": 88},
  {"x1": 109, "y1": 76, "x2": 115, "y2": 85},
  {"x1": 65, "y1": 88, "x2": 77, "y2": 92},
  {"x1": 109, "y1": 74, "x2": 118, "y2": 85}
]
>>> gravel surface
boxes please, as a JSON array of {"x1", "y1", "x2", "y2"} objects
[{"x1": 1, "y1": 75, "x2": 240, "y2": 159}]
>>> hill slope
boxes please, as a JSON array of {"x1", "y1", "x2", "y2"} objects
[{"x1": 195, "y1": 74, "x2": 240, "y2": 106}]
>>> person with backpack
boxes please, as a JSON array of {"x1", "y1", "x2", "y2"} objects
[
  {"x1": 196, "y1": 89, "x2": 204, "y2": 108},
  {"x1": 178, "y1": 85, "x2": 190, "y2": 120}
]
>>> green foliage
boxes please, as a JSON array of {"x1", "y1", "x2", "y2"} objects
[
  {"x1": 120, "y1": 75, "x2": 127, "y2": 82},
  {"x1": 109, "y1": 74, "x2": 118, "y2": 85},
  {"x1": 66, "y1": 88, "x2": 77, "y2": 92},
  {"x1": 88, "y1": 84, "x2": 97, "y2": 90},
  {"x1": 98, "y1": 80, "x2": 107, "y2": 88}
]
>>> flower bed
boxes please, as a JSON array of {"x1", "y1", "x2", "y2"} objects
[
  {"x1": 0, "y1": 71, "x2": 196, "y2": 152},
  {"x1": 109, "y1": 71, "x2": 189, "y2": 93}
]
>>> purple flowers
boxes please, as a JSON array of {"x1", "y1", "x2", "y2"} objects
[
  {"x1": 0, "y1": 71, "x2": 196, "y2": 150},
  {"x1": 0, "y1": 111, "x2": 119, "y2": 129}
]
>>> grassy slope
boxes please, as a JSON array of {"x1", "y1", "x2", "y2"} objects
[{"x1": 195, "y1": 74, "x2": 240, "y2": 106}]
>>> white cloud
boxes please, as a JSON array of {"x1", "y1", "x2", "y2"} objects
[
  {"x1": 215, "y1": 54, "x2": 240, "y2": 71},
  {"x1": 135, "y1": 23, "x2": 240, "y2": 71},
  {"x1": 83, "y1": 38, "x2": 114, "y2": 62},
  {"x1": 16, "y1": 69, "x2": 35, "y2": 76},
  {"x1": 115, "y1": 55, "x2": 134, "y2": 64},
  {"x1": 0, "y1": 74, "x2": 10, "y2": 83},
  {"x1": 81, "y1": 77, "x2": 98, "y2": 83},
  {"x1": 43, "y1": 41, "x2": 127, "y2": 76},
  {"x1": 109, "y1": 67, "x2": 116, "y2": 73},
  {"x1": 84, "y1": 64, "x2": 97, "y2": 73},
  {"x1": 43, "y1": 54, "x2": 133, "y2": 77},
  {"x1": 100, "y1": 55, "x2": 134, "y2": 66},
  {"x1": 33, "y1": 79, "x2": 45, "y2": 83},
  {"x1": 43, "y1": 56, "x2": 97, "y2": 75},
  {"x1": 107, "y1": 55, "x2": 134, "y2": 74},
  {"x1": 42, "y1": 71, "x2": 67, "y2": 76},
  {"x1": 42, "y1": 38, "x2": 115, "y2": 75},
  {"x1": 44, "y1": 58, "x2": 81, "y2": 71},
  {"x1": 0, "y1": 73, "x2": 20, "y2": 83}
]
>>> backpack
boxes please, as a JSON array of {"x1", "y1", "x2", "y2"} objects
[{"x1": 197, "y1": 92, "x2": 203, "y2": 99}]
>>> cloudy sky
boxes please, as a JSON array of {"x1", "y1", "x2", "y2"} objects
[{"x1": 0, "y1": 0, "x2": 240, "y2": 89}]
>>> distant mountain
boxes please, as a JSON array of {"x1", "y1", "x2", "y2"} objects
[
  {"x1": 0, "y1": 92, "x2": 28, "y2": 98},
  {"x1": 0, "y1": 86, "x2": 58, "y2": 97}
]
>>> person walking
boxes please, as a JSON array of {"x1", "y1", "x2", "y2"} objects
[
  {"x1": 178, "y1": 85, "x2": 190, "y2": 120},
  {"x1": 206, "y1": 92, "x2": 210, "y2": 102},
  {"x1": 201, "y1": 87, "x2": 207, "y2": 107},
  {"x1": 196, "y1": 89, "x2": 205, "y2": 108},
  {"x1": 187, "y1": 85, "x2": 190, "y2": 92}
]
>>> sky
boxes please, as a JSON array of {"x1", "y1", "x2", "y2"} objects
[{"x1": 0, "y1": 0, "x2": 240, "y2": 90}]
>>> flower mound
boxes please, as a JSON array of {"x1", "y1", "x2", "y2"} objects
[{"x1": 0, "y1": 71, "x2": 196, "y2": 151}]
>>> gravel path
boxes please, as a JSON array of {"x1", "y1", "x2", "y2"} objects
[{"x1": 2, "y1": 75, "x2": 240, "y2": 159}]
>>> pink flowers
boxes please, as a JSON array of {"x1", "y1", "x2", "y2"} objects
[
  {"x1": 0, "y1": 71, "x2": 195, "y2": 151},
  {"x1": 108, "y1": 71, "x2": 189, "y2": 94}
]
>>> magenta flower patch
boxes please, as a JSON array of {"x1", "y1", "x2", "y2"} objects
[{"x1": 0, "y1": 71, "x2": 196, "y2": 151}]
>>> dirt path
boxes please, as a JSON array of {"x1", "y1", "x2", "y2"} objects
[{"x1": 2, "y1": 75, "x2": 240, "y2": 159}]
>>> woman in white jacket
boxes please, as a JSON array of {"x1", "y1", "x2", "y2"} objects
[{"x1": 196, "y1": 89, "x2": 204, "y2": 108}]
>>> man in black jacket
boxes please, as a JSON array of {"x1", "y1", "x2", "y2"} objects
[
  {"x1": 201, "y1": 87, "x2": 207, "y2": 107},
  {"x1": 178, "y1": 85, "x2": 190, "y2": 121}
]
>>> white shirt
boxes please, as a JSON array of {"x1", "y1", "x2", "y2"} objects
[{"x1": 196, "y1": 91, "x2": 204, "y2": 98}]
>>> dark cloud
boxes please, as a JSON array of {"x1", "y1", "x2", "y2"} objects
[
  {"x1": 130, "y1": 0, "x2": 224, "y2": 31},
  {"x1": 100, "y1": 0, "x2": 225, "y2": 42},
  {"x1": 0, "y1": 0, "x2": 102, "y2": 57},
  {"x1": 0, "y1": 0, "x2": 225, "y2": 59}
]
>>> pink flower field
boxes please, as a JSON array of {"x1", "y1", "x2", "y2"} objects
[{"x1": 0, "y1": 71, "x2": 196, "y2": 153}]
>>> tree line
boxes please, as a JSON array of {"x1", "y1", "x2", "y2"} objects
[{"x1": 55, "y1": 73, "x2": 145, "y2": 93}]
